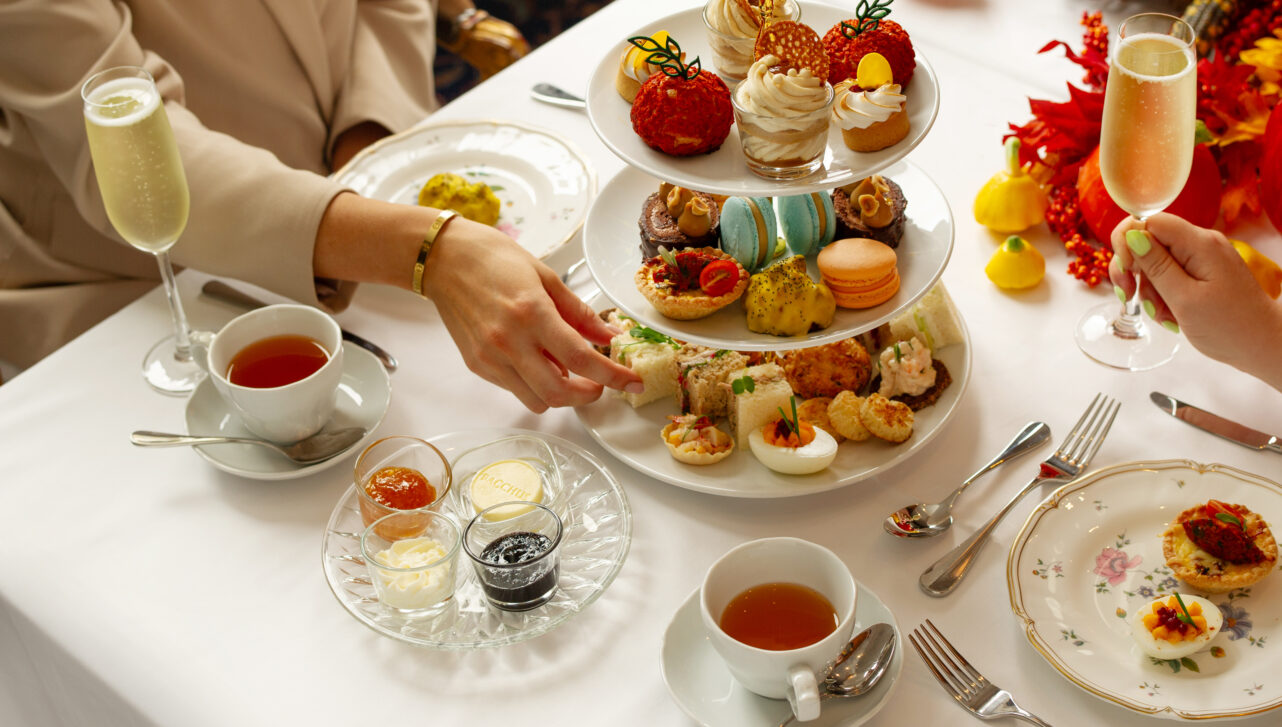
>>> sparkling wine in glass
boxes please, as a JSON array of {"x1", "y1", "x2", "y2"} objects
[
  {"x1": 1074, "y1": 13, "x2": 1196, "y2": 371},
  {"x1": 83, "y1": 66, "x2": 203, "y2": 394}
]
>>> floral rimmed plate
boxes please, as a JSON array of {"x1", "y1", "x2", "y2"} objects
[
  {"x1": 1008, "y1": 460, "x2": 1282, "y2": 720},
  {"x1": 321, "y1": 429, "x2": 631, "y2": 649},
  {"x1": 332, "y1": 120, "x2": 595, "y2": 260}
]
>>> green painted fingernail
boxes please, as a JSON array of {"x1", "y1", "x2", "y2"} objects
[
  {"x1": 1126, "y1": 229, "x2": 1152, "y2": 256},
  {"x1": 1114, "y1": 285, "x2": 1126, "y2": 303},
  {"x1": 1162, "y1": 320, "x2": 1181, "y2": 333},
  {"x1": 1142, "y1": 299, "x2": 1157, "y2": 319}
]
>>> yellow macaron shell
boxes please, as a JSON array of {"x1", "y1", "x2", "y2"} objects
[{"x1": 470, "y1": 459, "x2": 545, "y2": 521}]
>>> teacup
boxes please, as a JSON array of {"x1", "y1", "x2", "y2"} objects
[
  {"x1": 201, "y1": 304, "x2": 343, "y2": 443},
  {"x1": 700, "y1": 537, "x2": 857, "y2": 722}
]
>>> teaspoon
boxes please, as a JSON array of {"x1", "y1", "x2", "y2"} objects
[
  {"x1": 779, "y1": 623, "x2": 897, "y2": 727},
  {"x1": 530, "y1": 83, "x2": 586, "y2": 110},
  {"x1": 883, "y1": 421, "x2": 1051, "y2": 538},
  {"x1": 131, "y1": 427, "x2": 366, "y2": 465}
]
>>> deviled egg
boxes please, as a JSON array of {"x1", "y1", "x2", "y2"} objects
[
  {"x1": 1130, "y1": 593, "x2": 1223, "y2": 660},
  {"x1": 748, "y1": 416, "x2": 838, "y2": 475}
]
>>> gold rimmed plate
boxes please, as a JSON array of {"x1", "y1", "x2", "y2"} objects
[{"x1": 1008, "y1": 460, "x2": 1282, "y2": 720}]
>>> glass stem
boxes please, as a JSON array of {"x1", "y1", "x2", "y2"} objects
[
  {"x1": 154, "y1": 250, "x2": 193, "y2": 363},
  {"x1": 1112, "y1": 214, "x2": 1146, "y2": 341}
]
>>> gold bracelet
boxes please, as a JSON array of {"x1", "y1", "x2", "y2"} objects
[{"x1": 412, "y1": 209, "x2": 459, "y2": 297}]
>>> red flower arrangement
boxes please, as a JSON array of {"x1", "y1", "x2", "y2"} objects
[{"x1": 1004, "y1": 9, "x2": 1282, "y2": 286}]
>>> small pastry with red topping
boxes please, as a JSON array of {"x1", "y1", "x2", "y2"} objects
[
  {"x1": 628, "y1": 35, "x2": 733, "y2": 156},
  {"x1": 1163, "y1": 500, "x2": 1277, "y2": 593},
  {"x1": 635, "y1": 247, "x2": 749, "y2": 320},
  {"x1": 822, "y1": 0, "x2": 916, "y2": 88},
  {"x1": 661, "y1": 414, "x2": 735, "y2": 465}
]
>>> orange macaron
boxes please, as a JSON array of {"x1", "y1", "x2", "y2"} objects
[{"x1": 816, "y1": 237, "x2": 900, "y2": 308}]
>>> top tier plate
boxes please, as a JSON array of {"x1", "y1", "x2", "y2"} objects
[{"x1": 585, "y1": 2, "x2": 939, "y2": 196}]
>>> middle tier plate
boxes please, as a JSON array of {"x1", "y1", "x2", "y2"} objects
[{"x1": 584, "y1": 161, "x2": 954, "y2": 351}]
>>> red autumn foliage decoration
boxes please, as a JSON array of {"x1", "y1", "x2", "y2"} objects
[{"x1": 1005, "y1": 10, "x2": 1281, "y2": 286}]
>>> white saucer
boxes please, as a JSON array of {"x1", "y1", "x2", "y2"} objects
[
  {"x1": 184, "y1": 342, "x2": 390, "y2": 480},
  {"x1": 661, "y1": 581, "x2": 903, "y2": 727}
]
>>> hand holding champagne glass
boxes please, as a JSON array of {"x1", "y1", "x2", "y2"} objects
[
  {"x1": 1074, "y1": 13, "x2": 1196, "y2": 371},
  {"x1": 83, "y1": 66, "x2": 202, "y2": 394}
]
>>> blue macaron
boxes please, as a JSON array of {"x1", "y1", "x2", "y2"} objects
[
  {"x1": 777, "y1": 192, "x2": 837, "y2": 257},
  {"x1": 718, "y1": 196, "x2": 777, "y2": 273}
]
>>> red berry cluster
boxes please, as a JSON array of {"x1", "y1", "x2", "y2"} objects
[
  {"x1": 1079, "y1": 11, "x2": 1108, "y2": 89},
  {"x1": 1047, "y1": 184, "x2": 1111, "y2": 287},
  {"x1": 1218, "y1": 0, "x2": 1282, "y2": 59}
]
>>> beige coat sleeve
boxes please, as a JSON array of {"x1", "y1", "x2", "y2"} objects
[
  {"x1": 329, "y1": 0, "x2": 441, "y2": 156},
  {"x1": 0, "y1": 1, "x2": 347, "y2": 309}
]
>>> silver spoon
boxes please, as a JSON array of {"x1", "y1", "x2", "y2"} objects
[
  {"x1": 779, "y1": 623, "x2": 897, "y2": 727},
  {"x1": 530, "y1": 83, "x2": 586, "y2": 110},
  {"x1": 883, "y1": 421, "x2": 1051, "y2": 538},
  {"x1": 130, "y1": 427, "x2": 366, "y2": 465}
]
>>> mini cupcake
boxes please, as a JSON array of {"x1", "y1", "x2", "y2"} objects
[
  {"x1": 831, "y1": 78, "x2": 908, "y2": 152},
  {"x1": 832, "y1": 175, "x2": 906, "y2": 248}
]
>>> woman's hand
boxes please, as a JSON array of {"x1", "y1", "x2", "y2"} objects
[
  {"x1": 1108, "y1": 213, "x2": 1282, "y2": 388},
  {"x1": 423, "y1": 218, "x2": 643, "y2": 412}
]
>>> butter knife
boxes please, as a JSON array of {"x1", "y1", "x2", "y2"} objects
[
  {"x1": 1150, "y1": 391, "x2": 1281, "y2": 453},
  {"x1": 201, "y1": 280, "x2": 397, "y2": 372}
]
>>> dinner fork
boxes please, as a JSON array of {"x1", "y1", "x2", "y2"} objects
[
  {"x1": 910, "y1": 620, "x2": 1053, "y2": 726},
  {"x1": 919, "y1": 393, "x2": 1119, "y2": 597}
]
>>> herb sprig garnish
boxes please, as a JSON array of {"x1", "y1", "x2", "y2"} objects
[
  {"x1": 628, "y1": 325, "x2": 679, "y2": 348},
  {"x1": 776, "y1": 396, "x2": 801, "y2": 437},
  {"x1": 731, "y1": 374, "x2": 756, "y2": 395},
  {"x1": 627, "y1": 35, "x2": 702, "y2": 80},
  {"x1": 1214, "y1": 512, "x2": 1244, "y2": 529},
  {"x1": 1173, "y1": 593, "x2": 1196, "y2": 627},
  {"x1": 841, "y1": 0, "x2": 893, "y2": 39}
]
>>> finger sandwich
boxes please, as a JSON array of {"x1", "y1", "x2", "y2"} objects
[{"x1": 726, "y1": 362, "x2": 795, "y2": 449}]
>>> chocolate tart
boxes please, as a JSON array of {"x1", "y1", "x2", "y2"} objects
[
  {"x1": 832, "y1": 177, "x2": 907, "y2": 249},
  {"x1": 638, "y1": 191, "x2": 721, "y2": 260}
]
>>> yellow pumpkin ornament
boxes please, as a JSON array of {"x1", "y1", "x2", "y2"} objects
[
  {"x1": 1230, "y1": 239, "x2": 1282, "y2": 299},
  {"x1": 985, "y1": 235, "x2": 1045, "y2": 290},
  {"x1": 974, "y1": 138, "x2": 1047, "y2": 233}
]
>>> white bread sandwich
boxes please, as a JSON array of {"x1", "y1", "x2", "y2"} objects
[
  {"x1": 726, "y1": 362, "x2": 794, "y2": 449},
  {"x1": 609, "y1": 324, "x2": 680, "y2": 407}
]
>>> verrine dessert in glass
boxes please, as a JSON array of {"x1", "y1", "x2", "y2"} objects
[
  {"x1": 1074, "y1": 13, "x2": 1195, "y2": 370},
  {"x1": 82, "y1": 66, "x2": 202, "y2": 394},
  {"x1": 703, "y1": 0, "x2": 801, "y2": 83}
]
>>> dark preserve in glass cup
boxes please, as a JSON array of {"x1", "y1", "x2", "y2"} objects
[{"x1": 464, "y1": 502, "x2": 563, "y2": 611}]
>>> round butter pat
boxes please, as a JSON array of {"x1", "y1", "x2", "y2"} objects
[{"x1": 470, "y1": 459, "x2": 544, "y2": 521}]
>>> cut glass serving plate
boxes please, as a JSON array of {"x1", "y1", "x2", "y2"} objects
[
  {"x1": 322, "y1": 429, "x2": 632, "y2": 649},
  {"x1": 1008, "y1": 460, "x2": 1282, "y2": 720},
  {"x1": 585, "y1": 2, "x2": 940, "y2": 196},
  {"x1": 332, "y1": 120, "x2": 595, "y2": 260},
  {"x1": 583, "y1": 161, "x2": 953, "y2": 351}
]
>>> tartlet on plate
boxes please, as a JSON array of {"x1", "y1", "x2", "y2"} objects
[
  {"x1": 635, "y1": 247, "x2": 748, "y2": 320},
  {"x1": 1162, "y1": 500, "x2": 1278, "y2": 593}
]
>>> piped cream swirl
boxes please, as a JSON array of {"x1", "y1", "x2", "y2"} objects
[{"x1": 831, "y1": 80, "x2": 906, "y2": 130}]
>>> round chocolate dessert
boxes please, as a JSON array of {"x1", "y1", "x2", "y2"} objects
[
  {"x1": 638, "y1": 188, "x2": 721, "y2": 260},
  {"x1": 832, "y1": 176, "x2": 907, "y2": 248}
]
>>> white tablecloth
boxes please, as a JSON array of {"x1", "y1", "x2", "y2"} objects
[{"x1": 3, "y1": 1, "x2": 1281, "y2": 725}]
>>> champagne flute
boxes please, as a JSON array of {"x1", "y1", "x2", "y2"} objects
[
  {"x1": 1074, "y1": 13, "x2": 1196, "y2": 371},
  {"x1": 82, "y1": 66, "x2": 203, "y2": 394}
]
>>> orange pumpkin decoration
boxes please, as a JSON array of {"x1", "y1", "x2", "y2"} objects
[
  {"x1": 1261, "y1": 103, "x2": 1282, "y2": 236},
  {"x1": 1077, "y1": 144, "x2": 1221, "y2": 244}
]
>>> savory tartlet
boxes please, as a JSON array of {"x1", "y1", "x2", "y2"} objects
[
  {"x1": 635, "y1": 247, "x2": 748, "y2": 320},
  {"x1": 1162, "y1": 500, "x2": 1277, "y2": 593},
  {"x1": 661, "y1": 414, "x2": 734, "y2": 465}
]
